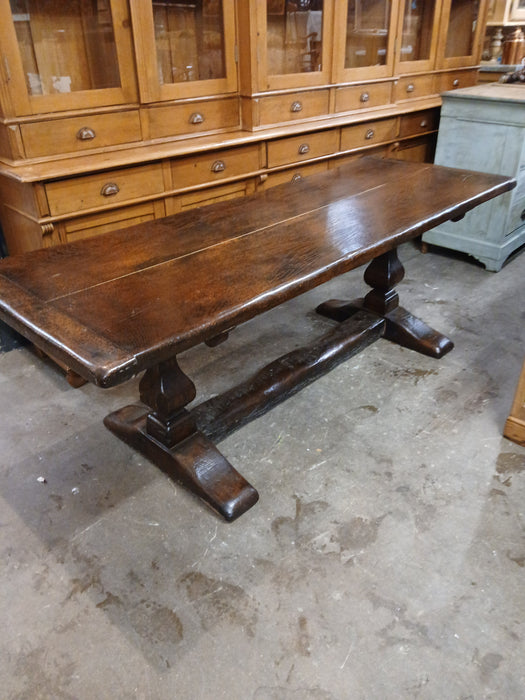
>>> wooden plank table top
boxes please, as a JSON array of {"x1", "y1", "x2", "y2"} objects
[
  {"x1": 0, "y1": 157, "x2": 516, "y2": 520},
  {"x1": 0, "y1": 157, "x2": 514, "y2": 389}
]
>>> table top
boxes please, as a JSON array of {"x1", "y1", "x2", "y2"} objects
[{"x1": 0, "y1": 157, "x2": 515, "y2": 388}]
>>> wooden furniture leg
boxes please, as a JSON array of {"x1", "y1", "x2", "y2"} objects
[
  {"x1": 104, "y1": 310, "x2": 384, "y2": 520},
  {"x1": 104, "y1": 357, "x2": 259, "y2": 521},
  {"x1": 316, "y1": 249, "x2": 454, "y2": 359}
]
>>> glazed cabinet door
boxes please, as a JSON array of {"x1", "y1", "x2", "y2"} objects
[
  {"x1": 129, "y1": 0, "x2": 237, "y2": 102},
  {"x1": 0, "y1": 0, "x2": 137, "y2": 117},
  {"x1": 240, "y1": 0, "x2": 334, "y2": 92},
  {"x1": 436, "y1": 0, "x2": 488, "y2": 68},
  {"x1": 393, "y1": 0, "x2": 442, "y2": 74},
  {"x1": 332, "y1": 0, "x2": 397, "y2": 83}
]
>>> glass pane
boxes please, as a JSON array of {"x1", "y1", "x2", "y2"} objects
[
  {"x1": 10, "y1": 0, "x2": 121, "y2": 96},
  {"x1": 400, "y1": 0, "x2": 436, "y2": 62},
  {"x1": 153, "y1": 0, "x2": 226, "y2": 84},
  {"x1": 344, "y1": 0, "x2": 390, "y2": 69},
  {"x1": 445, "y1": 0, "x2": 479, "y2": 57},
  {"x1": 267, "y1": 0, "x2": 324, "y2": 76}
]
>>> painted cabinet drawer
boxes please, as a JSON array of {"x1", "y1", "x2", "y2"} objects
[
  {"x1": 255, "y1": 90, "x2": 330, "y2": 127},
  {"x1": 45, "y1": 163, "x2": 165, "y2": 216},
  {"x1": 147, "y1": 97, "x2": 240, "y2": 140},
  {"x1": 170, "y1": 145, "x2": 260, "y2": 188},
  {"x1": 395, "y1": 75, "x2": 436, "y2": 102},
  {"x1": 267, "y1": 129, "x2": 338, "y2": 168},
  {"x1": 334, "y1": 82, "x2": 393, "y2": 113},
  {"x1": 399, "y1": 109, "x2": 439, "y2": 138},
  {"x1": 21, "y1": 111, "x2": 142, "y2": 158},
  {"x1": 341, "y1": 118, "x2": 398, "y2": 151}
]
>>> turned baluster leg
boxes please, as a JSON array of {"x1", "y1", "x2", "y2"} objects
[
  {"x1": 104, "y1": 356, "x2": 259, "y2": 521},
  {"x1": 139, "y1": 357, "x2": 197, "y2": 447},
  {"x1": 362, "y1": 250, "x2": 404, "y2": 316},
  {"x1": 317, "y1": 248, "x2": 454, "y2": 359}
]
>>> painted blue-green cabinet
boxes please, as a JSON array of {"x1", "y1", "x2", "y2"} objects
[{"x1": 423, "y1": 83, "x2": 525, "y2": 271}]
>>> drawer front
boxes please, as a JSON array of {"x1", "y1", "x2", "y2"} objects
[
  {"x1": 257, "y1": 90, "x2": 330, "y2": 127},
  {"x1": 395, "y1": 75, "x2": 436, "y2": 102},
  {"x1": 332, "y1": 146, "x2": 391, "y2": 168},
  {"x1": 171, "y1": 180, "x2": 256, "y2": 213},
  {"x1": 334, "y1": 82, "x2": 393, "y2": 113},
  {"x1": 436, "y1": 69, "x2": 478, "y2": 94},
  {"x1": 257, "y1": 162, "x2": 328, "y2": 190},
  {"x1": 267, "y1": 129, "x2": 338, "y2": 168},
  {"x1": 60, "y1": 202, "x2": 165, "y2": 243},
  {"x1": 45, "y1": 163, "x2": 165, "y2": 216},
  {"x1": 21, "y1": 111, "x2": 142, "y2": 159},
  {"x1": 147, "y1": 97, "x2": 240, "y2": 140},
  {"x1": 171, "y1": 145, "x2": 260, "y2": 188},
  {"x1": 399, "y1": 109, "x2": 439, "y2": 138},
  {"x1": 341, "y1": 118, "x2": 398, "y2": 151},
  {"x1": 389, "y1": 135, "x2": 437, "y2": 163}
]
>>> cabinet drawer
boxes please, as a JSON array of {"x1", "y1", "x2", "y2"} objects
[
  {"x1": 171, "y1": 145, "x2": 260, "y2": 188},
  {"x1": 45, "y1": 163, "x2": 165, "y2": 216},
  {"x1": 267, "y1": 129, "x2": 338, "y2": 168},
  {"x1": 59, "y1": 202, "x2": 165, "y2": 243},
  {"x1": 399, "y1": 109, "x2": 439, "y2": 138},
  {"x1": 256, "y1": 90, "x2": 330, "y2": 127},
  {"x1": 21, "y1": 111, "x2": 142, "y2": 159},
  {"x1": 395, "y1": 75, "x2": 436, "y2": 102},
  {"x1": 390, "y1": 135, "x2": 437, "y2": 163},
  {"x1": 147, "y1": 97, "x2": 240, "y2": 140},
  {"x1": 436, "y1": 69, "x2": 477, "y2": 94},
  {"x1": 257, "y1": 162, "x2": 328, "y2": 190},
  {"x1": 169, "y1": 180, "x2": 256, "y2": 214},
  {"x1": 334, "y1": 82, "x2": 393, "y2": 113},
  {"x1": 341, "y1": 118, "x2": 398, "y2": 151}
]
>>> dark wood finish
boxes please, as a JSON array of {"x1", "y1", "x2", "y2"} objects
[
  {"x1": 0, "y1": 157, "x2": 515, "y2": 520},
  {"x1": 316, "y1": 249, "x2": 454, "y2": 358}
]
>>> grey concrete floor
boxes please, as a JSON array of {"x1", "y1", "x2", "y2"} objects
[{"x1": 0, "y1": 242, "x2": 524, "y2": 700}]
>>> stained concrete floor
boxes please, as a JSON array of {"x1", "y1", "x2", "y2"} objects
[{"x1": 0, "y1": 241, "x2": 524, "y2": 700}]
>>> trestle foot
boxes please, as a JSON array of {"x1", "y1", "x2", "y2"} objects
[
  {"x1": 104, "y1": 405, "x2": 259, "y2": 521},
  {"x1": 316, "y1": 248, "x2": 454, "y2": 359}
]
